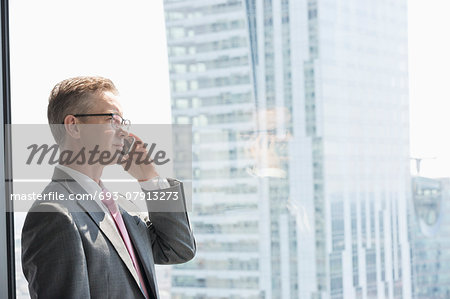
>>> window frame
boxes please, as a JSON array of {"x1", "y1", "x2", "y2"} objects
[{"x1": 0, "y1": 0, "x2": 15, "y2": 298}]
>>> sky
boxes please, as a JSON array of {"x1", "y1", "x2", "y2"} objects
[
  {"x1": 9, "y1": 0, "x2": 172, "y2": 125},
  {"x1": 8, "y1": 0, "x2": 449, "y2": 178},
  {"x1": 409, "y1": 0, "x2": 450, "y2": 177}
]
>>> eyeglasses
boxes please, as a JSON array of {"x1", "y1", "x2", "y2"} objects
[{"x1": 64, "y1": 113, "x2": 131, "y2": 131}]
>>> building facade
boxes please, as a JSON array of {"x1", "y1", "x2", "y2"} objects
[
  {"x1": 163, "y1": 0, "x2": 411, "y2": 298},
  {"x1": 409, "y1": 177, "x2": 450, "y2": 298}
]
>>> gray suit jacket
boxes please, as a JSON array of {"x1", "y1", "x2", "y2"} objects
[{"x1": 21, "y1": 167, "x2": 196, "y2": 299}]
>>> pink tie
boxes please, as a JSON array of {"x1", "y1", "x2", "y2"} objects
[{"x1": 101, "y1": 188, "x2": 150, "y2": 299}]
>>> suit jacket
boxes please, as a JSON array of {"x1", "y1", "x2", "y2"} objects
[{"x1": 21, "y1": 167, "x2": 196, "y2": 299}]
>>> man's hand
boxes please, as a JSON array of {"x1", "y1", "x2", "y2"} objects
[{"x1": 119, "y1": 133, "x2": 159, "y2": 181}]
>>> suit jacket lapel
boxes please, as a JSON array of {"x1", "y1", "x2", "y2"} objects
[
  {"x1": 78, "y1": 201, "x2": 143, "y2": 293},
  {"x1": 121, "y1": 208, "x2": 159, "y2": 299},
  {"x1": 51, "y1": 168, "x2": 143, "y2": 295}
]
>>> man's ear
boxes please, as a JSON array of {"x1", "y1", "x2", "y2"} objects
[{"x1": 63, "y1": 115, "x2": 81, "y2": 139}]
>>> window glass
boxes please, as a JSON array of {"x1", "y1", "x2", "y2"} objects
[
  {"x1": 10, "y1": 1, "x2": 172, "y2": 298},
  {"x1": 9, "y1": 0, "x2": 450, "y2": 298}
]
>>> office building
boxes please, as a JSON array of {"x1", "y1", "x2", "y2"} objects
[{"x1": 164, "y1": 0, "x2": 410, "y2": 298}]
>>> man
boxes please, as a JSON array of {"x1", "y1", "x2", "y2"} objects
[{"x1": 21, "y1": 76, "x2": 196, "y2": 299}]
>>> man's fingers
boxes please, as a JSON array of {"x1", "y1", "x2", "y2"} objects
[{"x1": 128, "y1": 132, "x2": 143, "y2": 143}]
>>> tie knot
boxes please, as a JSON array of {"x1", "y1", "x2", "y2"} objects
[
  {"x1": 102, "y1": 188, "x2": 112, "y2": 199},
  {"x1": 101, "y1": 188, "x2": 117, "y2": 213}
]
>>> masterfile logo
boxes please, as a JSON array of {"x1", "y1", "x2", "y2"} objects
[{"x1": 7, "y1": 124, "x2": 192, "y2": 213}]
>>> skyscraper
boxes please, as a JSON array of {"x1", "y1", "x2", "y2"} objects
[
  {"x1": 163, "y1": 0, "x2": 411, "y2": 298},
  {"x1": 409, "y1": 177, "x2": 450, "y2": 298}
]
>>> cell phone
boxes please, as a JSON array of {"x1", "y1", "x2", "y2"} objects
[{"x1": 121, "y1": 136, "x2": 136, "y2": 155}]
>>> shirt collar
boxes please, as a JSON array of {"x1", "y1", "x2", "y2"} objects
[
  {"x1": 54, "y1": 164, "x2": 117, "y2": 215},
  {"x1": 56, "y1": 164, "x2": 103, "y2": 195}
]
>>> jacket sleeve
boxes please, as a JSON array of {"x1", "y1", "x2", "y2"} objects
[
  {"x1": 21, "y1": 202, "x2": 91, "y2": 299},
  {"x1": 142, "y1": 178, "x2": 196, "y2": 264}
]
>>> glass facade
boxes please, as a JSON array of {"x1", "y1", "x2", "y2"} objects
[
  {"x1": 164, "y1": 0, "x2": 410, "y2": 298},
  {"x1": 166, "y1": 1, "x2": 262, "y2": 298},
  {"x1": 409, "y1": 177, "x2": 450, "y2": 298}
]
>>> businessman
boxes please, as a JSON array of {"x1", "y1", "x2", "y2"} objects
[{"x1": 21, "y1": 76, "x2": 196, "y2": 299}]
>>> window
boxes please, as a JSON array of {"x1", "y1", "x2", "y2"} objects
[
  {"x1": 6, "y1": 0, "x2": 450, "y2": 298},
  {"x1": 1, "y1": 1, "x2": 14, "y2": 298},
  {"x1": 10, "y1": 1, "x2": 173, "y2": 298}
]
